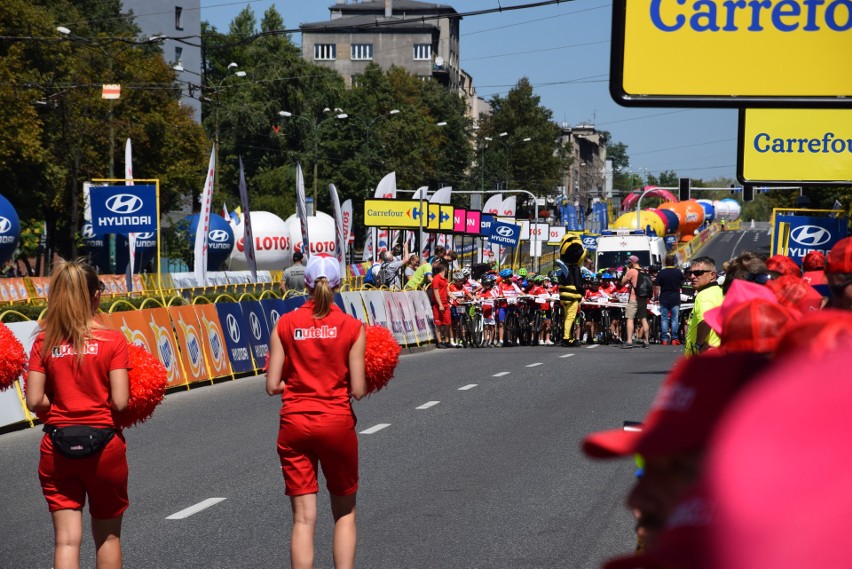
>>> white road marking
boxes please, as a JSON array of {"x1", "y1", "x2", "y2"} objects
[
  {"x1": 586, "y1": 344, "x2": 600, "y2": 349},
  {"x1": 458, "y1": 384, "x2": 478, "y2": 390},
  {"x1": 492, "y1": 371, "x2": 510, "y2": 377},
  {"x1": 360, "y1": 423, "x2": 391, "y2": 434},
  {"x1": 559, "y1": 353, "x2": 575, "y2": 359},
  {"x1": 526, "y1": 362, "x2": 543, "y2": 367},
  {"x1": 166, "y1": 498, "x2": 226, "y2": 520},
  {"x1": 416, "y1": 401, "x2": 440, "y2": 410}
]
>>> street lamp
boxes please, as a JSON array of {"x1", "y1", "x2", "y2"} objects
[{"x1": 279, "y1": 109, "x2": 348, "y2": 204}]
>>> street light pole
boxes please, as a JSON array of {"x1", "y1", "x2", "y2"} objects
[
  {"x1": 279, "y1": 109, "x2": 348, "y2": 205},
  {"x1": 208, "y1": 63, "x2": 246, "y2": 195}
]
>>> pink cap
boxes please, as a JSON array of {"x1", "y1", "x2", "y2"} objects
[{"x1": 304, "y1": 254, "x2": 340, "y2": 289}]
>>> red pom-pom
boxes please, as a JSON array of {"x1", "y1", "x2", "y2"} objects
[
  {"x1": 114, "y1": 343, "x2": 168, "y2": 428},
  {"x1": 364, "y1": 325, "x2": 400, "y2": 395},
  {"x1": 0, "y1": 322, "x2": 27, "y2": 391}
]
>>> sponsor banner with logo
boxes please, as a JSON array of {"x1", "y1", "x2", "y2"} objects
[
  {"x1": 394, "y1": 292, "x2": 420, "y2": 344},
  {"x1": 581, "y1": 234, "x2": 599, "y2": 251},
  {"x1": 405, "y1": 291, "x2": 435, "y2": 343},
  {"x1": 240, "y1": 301, "x2": 271, "y2": 367},
  {"x1": 168, "y1": 306, "x2": 208, "y2": 384},
  {"x1": 29, "y1": 277, "x2": 50, "y2": 300},
  {"x1": 480, "y1": 214, "x2": 496, "y2": 237},
  {"x1": 360, "y1": 290, "x2": 390, "y2": 330},
  {"x1": 90, "y1": 185, "x2": 157, "y2": 234},
  {"x1": 194, "y1": 304, "x2": 232, "y2": 379},
  {"x1": 773, "y1": 215, "x2": 847, "y2": 265},
  {"x1": 381, "y1": 291, "x2": 409, "y2": 345},
  {"x1": 363, "y1": 199, "x2": 423, "y2": 229},
  {"x1": 0, "y1": 321, "x2": 40, "y2": 428},
  {"x1": 547, "y1": 226, "x2": 566, "y2": 246},
  {"x1": 112, "y1": 310, "x2": 157, "y2": 354},
  {"x1": 611, "y1": 0, "x2": 852, "y2": 107},
  {"x1": 0, "y1": 278, "x2": 29, "y2": 303},
  {"x1": 215, "y1": 303, "x2": 255, "y2": 373},
  {"x1": 260, "y1": 296, "x2": 307, "y2": 334},
  {"x1": 141, "y1": 308, "x2": 185, "y2": 387},
  {"x1": 738, "y1": 109, "x2": 852, "y2": 183},
  {"x1": 488, "y1": 221, "x2": 521, "y2": 247},
  {"x1": 340, "y1": 292, "x2": 368, "y2": 323}
]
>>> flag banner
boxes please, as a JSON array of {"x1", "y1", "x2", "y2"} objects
[
  {"x1": 238, "y1": 157, "x2": 258, "y2": 282},
  {"x1": 124, "y1": 138, "x2": 135, "y2": 292},
  {"x1": 194, "y1": 146, "x2": 215, "y2": 286},
  {"x1": 295, "y1": 163, "x2": 311, "y2": 259},
  {"x1": 482, "y1": 193, "x2": 502, "y2": 215},
  {"x1": 329, "y1": 183, "x2": 347, "y2": 276},
  {"x1": 375, "y1": 172, "x2": 397, "y2": 199},
  {"x1": 342, "y1": 199, "x2": 353, "y2": 244},
  {"x1": 500, "y1": 196, "x2": 517, "y2": 217}
]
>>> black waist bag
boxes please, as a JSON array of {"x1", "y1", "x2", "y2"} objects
[{"x1": 45, "y1": 425, "x2": 115, "y2": 459}]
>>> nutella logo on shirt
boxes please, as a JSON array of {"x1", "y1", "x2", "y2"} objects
[
  {"x1": 51, "y1": 343, "x2": 99, "y2": 358},
  {"x1": 293, "y1": 326, "x2": 338, "y2": 340}
]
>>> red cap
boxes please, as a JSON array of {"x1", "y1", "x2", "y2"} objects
[
  {"x1": 703, "y1": 279, "x2": 778, "y2": 335},
  {"x1": 707, "y1": 349, "x2": 852, "y2": 569},
  {"x1": 773, "y1": 309, "x2": 852, "y2": 359},
  {"x1": 826, "y1": 236, "x2": 852, "y2": 273},
  {"x1": 582, "y1": 352, "x2": 769, "y2": 459},
  {"x1": 718, "y1": 301, "x2": 797, "y2": 353},
  {"x1": 801, "y1": 250, "x2": 826, "y2": 272},
  {"x1": 765, "y1": 274, "x2": 824, "y2": 316},
  {"x1": 765, "y1": 254, "x2": 802, "y2": 278}
]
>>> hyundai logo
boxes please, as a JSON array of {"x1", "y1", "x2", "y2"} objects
[
  {"x1": 269, "y1": 310, "x2": 280, "y2": 324},
  {"x1": 209, "y1": 229, "x2": 230, "y2": 243},
  {"x1": 249, "y1": 312, "x2": 262, "y2": 339},
  {"x1": 135, "y1": 232, "x2": 155, "y2": 240},
  {"x1": 105, "y1": 194, "x2": 143, "y2": 214},
  {"x1": 495, "y1": 226, "x2": 515, "y2": 237},
  {"x1": 226, "y1": 313, "x2": 240, "y2": 343},
  {"x1": 82, "y1": 224, "x2": 95, "y2": 239},
  {"x1": 0, "y1": 217, "x2": 10, "y2": 234},
  {"x1": 791, "y1": 225, "x2": 831, "y2": 247}
]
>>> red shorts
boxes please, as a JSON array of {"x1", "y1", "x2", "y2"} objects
[
  {"x1": 432, "y1": 305, "x2": 451, "y2": 326},
  {"x1": 38, "y1": 432, "x2": 129, "y2": 519},
  {"x1": 277, "y1": 413, "x2": 358, "y2": 497}
]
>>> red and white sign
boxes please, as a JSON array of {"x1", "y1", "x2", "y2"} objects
[{"x1": 102, "y1": 84, "x2": 121, "y2": 100}]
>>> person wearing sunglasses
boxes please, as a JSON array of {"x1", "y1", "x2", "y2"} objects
[
  {"x1": 826, "y1": 236, "x2": 852, "y2": 310},
  {"x1": 683, "y1": 256, "x2": 723, "y2": 357}
]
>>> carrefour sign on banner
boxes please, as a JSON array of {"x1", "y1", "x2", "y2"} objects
[
  {"x1": 774, "y1": 215, "x2": 847, "y2": 264},
  {"x1": 611, "y1": 0, "x2": 852, "y2": 107},
  {"x1": 488, "y1": 221, "x2": 521, "y2": 247},
  {"x1": 738, "y1": 109, "x2": 852, "y2": 183},
  {"x1": 90, "y1": 185, "x2": 156, "y2": 234},
  {"x1": 363, "y1": 199, "x2": 422, "y2": 228}
]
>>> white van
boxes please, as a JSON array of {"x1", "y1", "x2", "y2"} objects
[{"x1": 594, "y1": 229, "x2": 667, "y2": 273}]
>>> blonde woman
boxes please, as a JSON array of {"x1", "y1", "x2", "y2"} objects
[
  {"x1": 266, "y1": 255, "x2": 367, "y2": 569},
  {"x1": 26, "y1": 258, "x2": 130, "y2": 569}
]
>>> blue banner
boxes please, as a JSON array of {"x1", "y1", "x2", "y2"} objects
[
  {"x1": 775, "y1": 215, "x2": 848, "y2": 265},
  {"x1": 562, "y1": 205, "x2": 579, "y2": 231},
  {"x1": 581, "y1": 234, "x2": 598, "y2": 251},
  {"x1": 480, "y1": 214, "x2": 496, "y2": 236},
  {"x1": 0, "y1": 194, "x2": 21, "y2": 264},
  {"x1": 215, "y1": 303, "x2": 254, "y2": 373},
  {"x1": 260, "y1": 297, "x2": 307, "y2": 332},
  {"x1": 239, "y1": 301, "x2": 271, "y2": 367},
  {"x1": 488, "y1": 221, "x2": 521, "y2": 247},
  {"x1": 664, "y1": 235, "x2": 678, "y2": 251},
  {"x1": 90, "y1": 185, "x2": 157, "y2": 235}
]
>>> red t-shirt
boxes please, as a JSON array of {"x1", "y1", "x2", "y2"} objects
[
  {"x1": 28, "y1": 329, "x2": 130, "y2": 428},
  {"x1": 276, "y1": 301, "x2": 363, "y2": 416},
  {"x1": 431, "y1": 273, "x2": 449, "y2": 306}
]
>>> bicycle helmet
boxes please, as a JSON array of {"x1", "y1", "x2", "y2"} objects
[
  {"x1": 482, "y1": 274, "x2": 497, "y2": 286},
  {"x1": 533, "y1": 275, "x2": 545, "y2": 284},
  {"x1": 461, "y1": 267, "x2": 471, "y2": 278},
  {"x1": 452, "y1": 270, "x2": 465, "y2": 281},
  {"x1": 601, "y1": 272, "x2": 613, "y2": 279},
  {"x1": 591, "y1": 277, "x2": 601, "y2": 286},
  {"x1": 518, "y1": 268, "x2": 528, "y2": 277},
  {"x1": 500, "y1": 268, "x2": 513, "y2": 278}
]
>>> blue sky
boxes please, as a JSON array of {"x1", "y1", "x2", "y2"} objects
[{"x1": 200, "y1": 0, "x2": 739, "y2": 184}]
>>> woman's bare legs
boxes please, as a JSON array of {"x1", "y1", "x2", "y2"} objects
[
  {"x1": 92, "y1": 515, "x2": 123, "y2": 569},
  {"x1": 290, "y1": 494, "x2": 318, "y2": 569},
  {"x1": 52, "y1": 509, "x2": 83, "y2": 569},
  {"x1": 330, "y1": 493, "x2": 357, "y2": 569}
]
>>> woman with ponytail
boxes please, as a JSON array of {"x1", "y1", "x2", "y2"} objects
[
  {"x1": 26, "y1": 258, "x2": 130, "y2": 569},
  {"x1": 266, "y1": 254, "x2": 366, "y2": 569}
]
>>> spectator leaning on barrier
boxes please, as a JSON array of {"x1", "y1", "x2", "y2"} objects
[
  {"x1": 281, "y1": 251, "x2": 306, "y2": 293},
  {"x1": 655, "y1": 255, "x2": 684, "y2": 346},
  {"x1": 265, "y1": 254, "x2": 366, "y2": 569},
  {"x1": 404, "y1": 255, "x2": 433, "y2": 290},
  {"x1": 404, "y1": 254, "x2": 419, "y2": 286},
  {"x1": 684, "y1": 256, "x2": 723, "y2": 356},
  {"x1": 378, "y1": 244, "x2": 409, "y2": 289},
  {"x1": 825, "y1": 236, "x2": 852, "y2": 310}
]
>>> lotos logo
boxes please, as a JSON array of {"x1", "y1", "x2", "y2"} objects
[
  {"x1": 495, "y1": 226, "x2": 515, "y2": 237},
  {"x1": 105, "y1": 194, "x2": 143, "y2": 214},
  {"x1": 791, "y1": 225, "x2": 831, "y2": 247},
  {"x1": 209, "y1": 229, "x2": 230, "y2": 243},
  {"x1": 226, "y1": 313, "x2": 241, "y2": 343},
  {"x1": 0, "y1": 217, "x2": 11, "y2": 233}
]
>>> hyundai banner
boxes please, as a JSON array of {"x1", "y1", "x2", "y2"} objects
[
  {"x1": 488, "y1": 221, "x2": 521, "y2": 247},
  {"x1": 239, "y1": 301, "x2": 271, "y2": 366},
  {"x1": 90, "y1": 185, "x2": 157, "y2": 234},
  {"x1": 215, "y1": 303, "x2": 254, "y2": 373},
  {"x1": 774, "y1": 215, "x2": 847, "y2": 266}
]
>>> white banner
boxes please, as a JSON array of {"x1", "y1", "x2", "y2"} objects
[{"x1": 194, "y1": 146, "x2": 216, "y2": 286}]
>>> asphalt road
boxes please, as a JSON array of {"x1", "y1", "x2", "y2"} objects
[
  {"x1": 697, "y1": 226, "x2": 772, "y2": 271},
  {"x1": 0, "y1": 342, "x2": 682, "y2": 569}
]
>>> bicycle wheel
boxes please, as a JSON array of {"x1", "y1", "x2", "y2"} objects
[
  {"x1": 573, "y1": 310, "x2": 586, "y2": 343},
  {"x1": 504, "y1": 311, "x2": 519, "y2": 346},
  {"x1": 600, "y1": 309, "x2": 612, "y2": 345},
  {"x1": 518, "y1": 306, "x2": 532, "y2": 346},
  {"x1": 551, "y1": 303, "x2": 565, "y2": 343},
  {"x1": 471, "y1": 310, "x2": 484, "y2": 347},
  {"x1": 530, "y1": 310, "x2": 543, "y2": 346},
  {"x1": 458, "y1": 312, "x2": 472, "y2": 347}
]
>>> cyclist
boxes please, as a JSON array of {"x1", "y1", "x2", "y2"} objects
[
  {"x1": 582, "y1": 277, "x2": 610, "y2": 343},
  {"x1": 496, "y1": 268, "x2": 522, "y2": 347},
  {"x1": 460, "y1": 267, "x2": 483, "y2": 296},
  {"x1": 601, "y1": 271, "x2": 625, "y2": 343},
  {"x1": 477, "y1": 274, "x2": 499, "y2": 347},
  {"x1": 448, "y1": 271, "x2": 474, "y2": 348},
  {"x1": 529, "y1": 275, "x2": 554, "y2": 345}
]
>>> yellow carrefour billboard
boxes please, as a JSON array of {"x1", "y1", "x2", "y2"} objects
[
  {"x1": 738, "y1": 109, "x2": 852, "y2": 183},
  {"x1": 613, "y1": 0, "x2": 852, "y2": 106},
  {"x1": 364, "y1": 199, "x2": 424, "y2": 228}
]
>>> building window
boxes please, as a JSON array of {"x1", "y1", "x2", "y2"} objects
[
  {"x1": 351, "y1": 43, "x2": 373, "y2": 61},
  {"x1": 174, "y1": 46, "x2": 183, "y2": 67},
  {"x1": 314, "y1": 44, "x2": 337, "y2": 61},
  {"x1": 175, "y1": 6, "x2": 183, "y2": 30},
  {"x1": 413, "y1": 44, "x2": 431, "y2": 60},
  {"x1": 351, "y1": 76, "x2": 361, "y2": 88}
]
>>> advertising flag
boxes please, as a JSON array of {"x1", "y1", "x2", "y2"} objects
[
  {"x1": 329, "y1": 183, "x2": 346, "y2": 276},
  {"x1": 501, "y1": 196, "x2": 517, "y2": 217},
  {"x1": 237, "y1": 157, "x2": 257, "y2": 282},
  {"x1": 194, "y1": 146, "x2": 215, "y2": 286},
  {"x1": 375, "y1": 172, "x2": 397, "y2": 199},
  {"x1": 124, "y1": 138, "x2": 135, "y2": 292},
  {"x1": 295, "y1": 163, "x2": 310, "y2": 259},
  {"x1": 341, "y1": 199, "x2": 353, "y2": 244},
  {"x1": 482, "y1": 193, "x2": 502, "y2": 215}
]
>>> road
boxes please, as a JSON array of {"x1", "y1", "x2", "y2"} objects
[
  {"x1": 698, "y1": 225, "x2": 772, "y2": 271},
  {"x1": 0, "y1": 230, "x2": 757, "y2": 568}
]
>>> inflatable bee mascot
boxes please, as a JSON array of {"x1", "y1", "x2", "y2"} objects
[{"x1": 555, "y1": 232, "x2": 585, "y2": 346}]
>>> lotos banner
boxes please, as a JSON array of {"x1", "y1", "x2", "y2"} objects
[{"x1": 169, "y1": 305, "x2": 208, "y2": 384}]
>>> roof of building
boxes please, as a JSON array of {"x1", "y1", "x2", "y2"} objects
[
  {"x1": 330, "y1": 1, "x2": 457, "y2": 14},
  {"x1": 301, "y1": 13, "x2": 440, "y2": 32}
]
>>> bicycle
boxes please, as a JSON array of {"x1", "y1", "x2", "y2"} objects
[
  {"x1": 550, "y1": 299, "x2": 565, "y2": 344},
  {"x1": 458, "y1": 300, "x2": 484, "y2": 348},
  {"x1": 502, "y1": 301, "x2": 522, "y2": 347}
]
